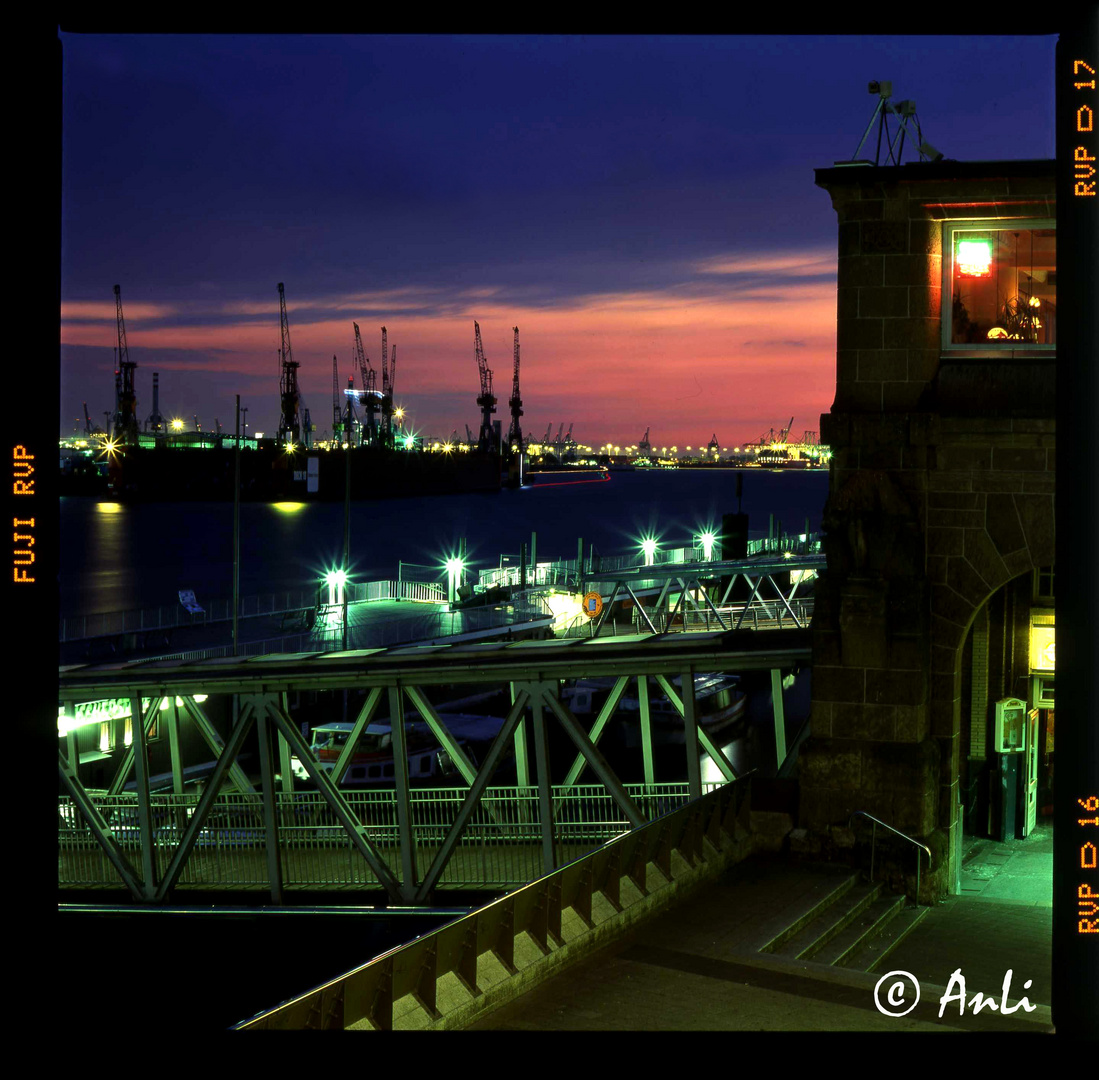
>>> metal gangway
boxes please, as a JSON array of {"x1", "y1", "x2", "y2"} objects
[{"x1": 59, "y1": 627, "x2": 811, "y2": 905}]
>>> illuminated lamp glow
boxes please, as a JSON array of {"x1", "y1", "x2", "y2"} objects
[
  {"x1": 444, "y1": 557, "x2": 465, "y2": 575},
  {"x1": 272, "y1": 501, "x2": 306, "y2": 513},
  {"x1": 1029, "y1": 624, "x2": 1055, "y2": 672},
  {"x1": 325, "y1": 569, "x2": 348, "y2": 588},
  {"x1": 404, "y1": 435, "x2": 415, "y2": 449},
  {"x1": 956, "y1": 239, "x2": 993, "y2": 277},
  {"x1": 987, "y1": 327, "x2": 1010, "y2": 340},
  {"x1": 96, "y1": 502, "x2": 123, "y2": 514}
]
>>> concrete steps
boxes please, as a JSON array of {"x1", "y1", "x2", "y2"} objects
[{"x1": 756, "y1": 866, "x2": 928, "y2": 974}]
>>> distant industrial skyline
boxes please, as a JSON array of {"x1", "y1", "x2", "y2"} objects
[{"x1": 60, "y1": 34, "x2": 1057, "y2": 447}]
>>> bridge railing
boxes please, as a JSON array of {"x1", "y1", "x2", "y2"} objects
[
  {"x1": 231, "y1": 775, "x2": 752, "y2": 1030},
  {"x1": 128, "y1": 598, "x2": 554, "y2": 664},
  {"x1": 58, "y1": 781, "x2": 725, "y2": 892},
  {"x1": 556, "y1": 596, "x2": 815, "y2": 638},
  {"x1": 479, "y1": 535, "x2": 822, "y2": 591},
  {"x1": 58, "y1": 589, "x2": 321, "y2": 643},
  {"x1": 61, "y1": 539, "x2": 822, "y2": 643},
  {"x1": 59, "y1": 580, "x2": 449, "y2": 644}
]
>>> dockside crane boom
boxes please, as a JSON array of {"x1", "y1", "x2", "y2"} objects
[
  {"x1": 277, "y1": 282, "x2": 302, "y2": 446},
  {"x1": 779, "y1": 416, "x2": 794, "y2": 445},
  {"x1": 345, "y1": 373, "x2": 358, "y2": 445},
  {"x1": 112, "y1": 284, "x2": 139, "y2": 444},
  {"x1": 353, "y1": 322, "x2": 379, "y2": 446},
  {"x1": 83, "y1": 402, "x2": 105, "y2": 437},
  {"x1": 474, "y1": 321, "x2": 497, "y2": 452},
  {"x1": 542, "y1": 423, "x2": 552, "y2": 444},
  {"x1": 144, "y1": 372, "x2": 165, "y2": 435},
  {"x1": 332, "y1": 355, "x2": 342, "y2": 435},
  {"x1": 380, "y1": 327, "x2": 397, "y2": 448},
  {"x1": 507, "y1": 325, "x2": 523, "y2": 453}
]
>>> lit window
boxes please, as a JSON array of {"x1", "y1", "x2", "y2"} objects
[{"x1": 944, "y1": 222, "x2": 1056, "y2": 349}]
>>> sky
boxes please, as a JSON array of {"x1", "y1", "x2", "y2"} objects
[{"x1": 58, "y1": 34, "x2": 1058, "y2": 450}]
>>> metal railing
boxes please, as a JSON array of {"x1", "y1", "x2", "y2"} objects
[
  {"x1": 59, "y1": 782, "x2": 724, "y2": 892},
  {"x1": 61, "y1": 581, "x2": 449, "y2": 645},
  {"x1": 127, "y1": 597, "x2": 554, "y2": 664},
  {"x1": 61, "y1": 539, "x2": 821, "y2": 644},
  {"x1": 557, "y1": 597, "x2": 814, "y2": 638},
  {"x1": 849, "y1": 811, "x2": 933, "y2": 904},
  {"x1": 479, "y1": 535, "x2": 822, "y2": 591},
  {"x1": 231, "y1": 776, "x2": 751, "y2": 1029},
  {"x1": 59, "y1": 589, "x2": 321, "y2": 643}
]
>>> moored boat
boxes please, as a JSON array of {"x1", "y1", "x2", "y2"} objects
[
  {"x1": 561, "y1": 672, "x2": 747, "y2": 747},
  {"x1": 290, "y1": 712, "x2": 506, "y2": 785}
]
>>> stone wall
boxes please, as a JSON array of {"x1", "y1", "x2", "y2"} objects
[{"x1": 802, "y1": 161, "x2": 1056, "y2": 898}]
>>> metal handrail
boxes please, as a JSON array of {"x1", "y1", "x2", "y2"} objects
[{"x1": 848, "y1": 810, "x2": 932, "y2": 904}]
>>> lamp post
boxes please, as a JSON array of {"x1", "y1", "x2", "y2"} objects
[
  {"x1": 445, "y1": 556, "x2": 465, "y2": 606},
  {"x1": 697, "y1": 530, "x2": 717, "y2": 562}
]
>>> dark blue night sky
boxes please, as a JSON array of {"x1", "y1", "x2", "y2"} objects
[{"x1": 60, "y1": 34, "x2": 1057, "y2": 448}]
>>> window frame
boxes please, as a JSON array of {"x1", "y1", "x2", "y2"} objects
[{"x1": 941, "y1": 218, "x2": 1057, "y2": 355}]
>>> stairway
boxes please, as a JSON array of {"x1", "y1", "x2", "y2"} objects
[{"x1": 753, "y1": 866, "x2": 928, "y2": 973}]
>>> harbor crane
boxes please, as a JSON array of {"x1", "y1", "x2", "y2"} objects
[
  {"x1": 507, "y1": 326, "x2": 523, "y2": 453},
  {"x1": 473, "y1": 321, "x2": 497, "y2": 452},
  {"x1": 345, "y1": 374, "x2": 358, "y2": 445},
  {"x1": 112, "y1": 285, "x2": 139, "y2": 445},
  {"x1": 639, "y1": 427, "x2": 652, "y2": 455},
  {"x1": 380, "y1": 327, "x2": 397, "y2": 447},
  {"x1": 277, "y1": 283, "x2": 302, "y2": 446},
  {"x1": 332, "y1": 355, "x2": 342, "y2": 435},
  {"x1": 144, "y1": 372, "x2": 166, "y2": 435},
  {"x1": 353, "y1": 323, "x2": 380, "y2": 447},
  {"x1": 83, "y1": 402, "x2": 105, "y2": 437},
  {"x1": 542, "y1": 423, "x2": 552, "y2": 445}
]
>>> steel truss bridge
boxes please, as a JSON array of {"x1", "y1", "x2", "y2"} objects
[
  {"x1": 578, "y1": 552, "x2": 821, "y2": 636},
  {"x1": 59, "y1": 628, "x2": 810, "y2": 905}
]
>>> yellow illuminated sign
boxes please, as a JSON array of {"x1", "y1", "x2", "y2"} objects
[{"x1": 1029, "y1": 623, "x2": 1056, "y2": 672}]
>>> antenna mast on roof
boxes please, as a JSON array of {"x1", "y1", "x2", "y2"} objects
[{"x1": 837, "y1": 81, "x2": 944, "y2": 167}]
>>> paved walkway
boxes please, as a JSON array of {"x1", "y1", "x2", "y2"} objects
[{"x1": 467, "y1": 823, "x2": 1057, "y2": 1033}]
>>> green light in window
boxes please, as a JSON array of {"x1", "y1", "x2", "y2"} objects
[{"x1": 957, "y1": 239, "x2": 993, "y2": 277}]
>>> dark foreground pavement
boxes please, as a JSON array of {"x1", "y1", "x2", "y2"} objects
[{"x1": 466, "y1": 823, "x2": 1060, "y2": 1034}]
